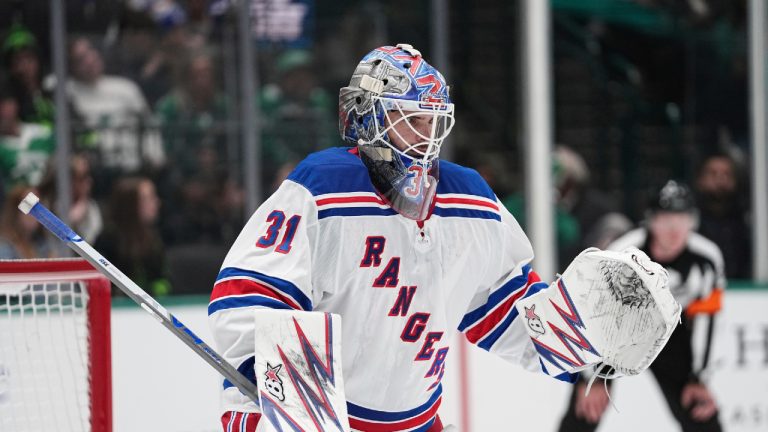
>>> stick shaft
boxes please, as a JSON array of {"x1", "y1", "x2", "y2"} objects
[{"x1": 21, "y1": 194, "x2": 259, "y2": 402}]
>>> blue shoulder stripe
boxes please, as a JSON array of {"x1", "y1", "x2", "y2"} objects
[
  {"x1": 287, "y1": 147, "x2": 376, "y2": 197},
  {"x1": 216, "y1": 267, "x2": 312, "y2": 311},
  {"x1": 436, "y1": 161, "x2": 497, "y2": 201}
]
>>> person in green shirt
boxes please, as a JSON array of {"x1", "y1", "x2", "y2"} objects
[
  {"x1": 0, "y1": 87, "x2": 54, "y2": 188},
  {"x1": 154, "y1": 51, "x2": 238, "y2": 245},
  {"x1": 258, "y1": 49, "x2": 337, "y2": 188},
  {"x1": 155, "y1": 51, "x2": 230, "y2": 178}
]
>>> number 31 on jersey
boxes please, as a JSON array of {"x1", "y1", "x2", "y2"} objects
[{"x1": 256, "y1": 210, "x2": 302, "y2": 254}]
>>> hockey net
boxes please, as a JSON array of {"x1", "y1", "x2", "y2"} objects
[{"x1": 0, "y1": 259, "x2": 112, "y2": 432}]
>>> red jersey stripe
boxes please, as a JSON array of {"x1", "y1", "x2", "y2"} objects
[{"x1": 211, "y1": 279, "x2": 301, "y2": 310}]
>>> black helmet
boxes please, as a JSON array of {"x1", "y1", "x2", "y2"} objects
[{"x1": 649, "y1": 180, "x2": 696, "y2": 213}]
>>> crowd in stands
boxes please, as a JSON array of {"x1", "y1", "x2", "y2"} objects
[
  {"x1": 0, "y1": 1, "x2": 337, "y2": 295},
  {"x1": 0, "y1": 0, "x2": 754, "y2": 296}
]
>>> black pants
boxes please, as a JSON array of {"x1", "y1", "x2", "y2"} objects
[{"x1": 558, "y1": 327, "x2": 722, "y2": 432}]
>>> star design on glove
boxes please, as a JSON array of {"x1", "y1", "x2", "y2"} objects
[
  {"x1": 525, "y1": 305, "x2": 539, "y2": 320},
  {"x1": 265, "y1": 362, "x2": 282, "y2": 382}
]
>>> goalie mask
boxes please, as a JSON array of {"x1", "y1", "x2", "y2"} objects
[{"x1": 339, "y1": 43, "x2": 455, "y2": 220}]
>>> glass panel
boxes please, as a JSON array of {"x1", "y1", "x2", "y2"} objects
[{"x1": 0, "y1": 0, "x2": 751, "y2": 291}]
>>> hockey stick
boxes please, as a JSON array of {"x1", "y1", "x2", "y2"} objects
[{"x1": 18, "y1": 192, "x2": 259, "y2": 403}]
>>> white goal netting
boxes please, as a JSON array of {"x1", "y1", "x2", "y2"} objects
[{"x1": 0, "y1": 259, "x2": 111, "y2": 432}]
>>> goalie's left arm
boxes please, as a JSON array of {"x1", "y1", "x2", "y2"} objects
[
  {"x1": 515, "y1": 247, "x2": 682, "y2": 379},
  {"x1": 457, "y1": 260, "x2": 572, "y2": 378},
  {"x1": 456, "y1": 202, "x2": 576, "y2": 382},
  {"x1": 459, "y1": 203, "x2": 681, "y2": 382}
]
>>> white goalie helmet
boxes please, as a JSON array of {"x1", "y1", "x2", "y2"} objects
[{"x1": 339, "y1": 43, "x2": 456, "y2": 221}]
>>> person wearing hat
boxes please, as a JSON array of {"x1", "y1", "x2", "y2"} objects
[
  {"x1": 2, "y1": 23, "x2": 54, "y2": 126},
  {"x1": 558, "y1": 180, "x2": 725, "y2": 432}
]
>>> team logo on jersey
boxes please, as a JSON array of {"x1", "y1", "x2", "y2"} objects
[
  {"x1": 524, "y1": 305, "x2": 546, "y2": 337},
  {"x1": 264, "y1": 362, "x2": 285, "y2": 401}
]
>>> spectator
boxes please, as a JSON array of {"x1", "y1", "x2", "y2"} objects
[
  {"x1": 183, "y1": 0, "x2": 217, "y2": 43},
  {"x1": 137, "y1": 0, "x2": 214, "y2": 104},
  {"x1": 111, "y1": 9, "x2": 169, "y2": 106},
  {"x1": 0, "y1": 84, "x2": 54, "y2": 188},
  {"x1": 38, "y1": 153, "x2": 103, "y2": 243},
  {"x1": 155, "y1": 51, "x2": 228, "y2": 179},
  {"x1": 503, "y1": 145, "x2": 631, "y2": 267},
  {"x1": 161, "y1": 145, "x2": 224, "y2": 245},
  {"x1": 259, "y1": 49, "x2": 337, "y2": 185},
  {"x1": 155, "y1": 50, "x2": 235, "y2": 245},
  {"x1": 212, "y1": 171, "x2": 245, "y2": 244},
  {"x1": 94, "y1": 177, "x2": 170, "y2": 296},
  {"x1": 66, "y1": 36, "x2": 165, "y2": 177},
  {"x1": 0, "y1": 184, "x2": 55, "y2": 259},
  {"x1": 558, "y1": 180, "x2": 724, "y2": 432},
  {"x1": 552, "y1": 146, "x2": 632, "y2": 263},
  {"x1": 2, "y1": 22, "x2": 54, "y2": 125},
  {"x1": 695, "y1": 152, "x2": 751, "y2": 278}
]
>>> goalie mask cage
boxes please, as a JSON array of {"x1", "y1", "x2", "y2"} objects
[{"x1": 0, "y1": 259, "x2": 112, "y2": 432}]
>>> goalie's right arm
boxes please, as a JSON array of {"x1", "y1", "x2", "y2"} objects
[{"x1": 208, "y1": 180, "x2": 319, "y2": 427}]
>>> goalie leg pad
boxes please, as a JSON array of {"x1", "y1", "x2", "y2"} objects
[
  {"x1": 516, "y1": 248, "x2": 681, "y2": 378},
  {"x1": 253, "y1": 310, "x2": 350, "y2": 432}
]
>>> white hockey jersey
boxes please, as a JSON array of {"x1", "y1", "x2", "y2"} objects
[{"x1": 209, "y1": 147, "x2": 559, "y2": 431}]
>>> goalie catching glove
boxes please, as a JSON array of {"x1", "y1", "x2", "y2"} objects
[{"x1": 516, "y1": 247, "x2": 681, "y2": 380}]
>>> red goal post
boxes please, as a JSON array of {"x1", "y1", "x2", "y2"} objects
[{"x1": 0, "y1": 258, "x2": 112, "y2": 432}]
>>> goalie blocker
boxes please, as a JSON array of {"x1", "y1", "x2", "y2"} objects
[{"x1": 515, "y1": 248, "x2": 681, "y2": 379}]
